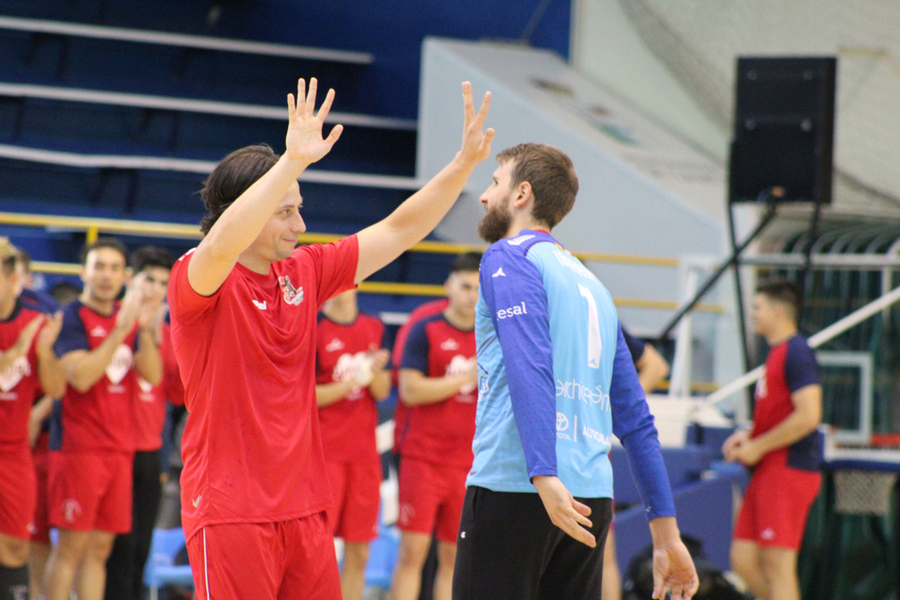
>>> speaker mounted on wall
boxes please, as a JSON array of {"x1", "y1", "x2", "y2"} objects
[{"x1": 728, "y1": 56, "x2": 836, "y2": 205}]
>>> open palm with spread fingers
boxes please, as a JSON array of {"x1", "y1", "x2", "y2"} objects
[
  {"x1": 285, "y1": 78, "x2": 344, "y2": 165},
  {"x1": 457, "y1": 82, "x2": 495, "y2": 167}
]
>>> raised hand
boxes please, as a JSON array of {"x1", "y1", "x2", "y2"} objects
[
  {"x1": 457, "y1": 82, "x2": 495, "y2": 167},
  {"x1": 116, "y1": 273, "x2": 146, "y2": 332},
  {"x1": 35, "y1": 311, "x2": 63, "y2": 356},
  {"x1": 532, "y1": 475, "x2": 596, "y2": 548},
  {"x1": 10, "y1": 315, "x2": 44, "y2": 359},
  {"x1": 285, "y1": 78, "x2": 344, "y2": 166}
]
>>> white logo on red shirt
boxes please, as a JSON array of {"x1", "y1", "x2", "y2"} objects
[
  {"x1": 278, "y1": 276, "x2": 304, "y2": 306},
  {"x1": 0, "y1": 356, "x2": 31, "y2": 394},
  {"x1": 326, "y1": 338, "x2": 345, "y2": 352},
  {"x1": 447, "y1": 355, "x2": 477, "y2": 397},
  {"x1": 252, "y1": 300, "x2": 267, "y2": 311},
  {"x1": 90, "y1": 325, "x2": 108, "y2": 338},
  {"x1": 63, "y1": 499, "x2": 82, "y2": 523},
  {"x1": 440, "y1": 338, "x2": 460, "y2": 351},
  {"x1": 137, "y1": 377, "x2": 154, "y2": 398},
  {"x1": 105, "y1": 344, "x2": 134, "y2": 385}
]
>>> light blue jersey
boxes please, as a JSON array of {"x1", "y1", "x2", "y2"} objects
[{"x1": 468, "y1": 230, "x2": 675, "y2": 518}]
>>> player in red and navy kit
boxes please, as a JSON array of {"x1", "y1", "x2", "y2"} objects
[
  {"x1": 167, "y1": 79, "x2": 493, "y2": 600},
  {"x1": 390, "y1": 252, "x2": 481, "y2": 600},
  {"x1": 45, "y1": 238, "x2": 163, "y2": 600},
  {"x1": 723, "y1": 278, "x2": 822, "y2": 600},
  {"x1": 104, "y1": 246, "x2": 178, "y2": 600},
  {"x1": 315, "y1": 289, "x2": 390, "y2": 600},
  {"x1": 0, "y1": 240, "x2": 65, "y2": 600}
]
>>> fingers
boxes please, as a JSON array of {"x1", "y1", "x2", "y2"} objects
[
  {"x1": 572, "y1": 499, "x2": 592, "y2": 518},
  {"x1": 287, "y1": 93, "x2": 296, "y2": 122},
  {"x1": 316, "y1": 88, "x2": 336, "y2": 122},
  {"x1": 325, "y1": 124, "x2": 344, "y2": 147},
  {"x1": 305, "y1": 77, "x2": 318, "y2": 115},
  {"x1": 462, "y1": 81, "x2": 474, "y2": 122},
  {"x1": 474, "y1": 91, "x2": 492, "y2": 124}
]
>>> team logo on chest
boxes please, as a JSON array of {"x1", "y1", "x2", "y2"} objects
[
  {"x1": 278, "y1": 275, "x2": 304, "y2": 306},
  {"x1": 0, "y1": 356, "x2": 31, "y2": 394},
  {"x1": 106, "y1": 344, "x2": 134, "y2": 385}
]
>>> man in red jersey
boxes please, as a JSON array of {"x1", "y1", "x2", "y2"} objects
[
  {"x1": 390, "y1": 252, "x2": 481, "y2": 600},
  {"x1": 105, "y1": 246, "x2": 178, "y2": 600},
  {"x1": 0, "y1": 239, "x2": 65, "y2": 600},
  {"x1": 45, "y1": 238, "x2": 163, "y2": 600},
  {"x1": 723, "y1": 278, "x2": 822, "y2": 600},
  {"x1": 167, "y1": 78, "x2": 493, "y2": 600},
  {"x1": 315, "y1": 289, "x2": 390, "y2": 600}
]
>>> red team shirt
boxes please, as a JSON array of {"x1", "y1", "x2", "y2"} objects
[
  {"x1": 133, "y1": 323, "x2": 184, "y2": 452},
  {"x1": 316, "y1": 313, "x2": 385, "y2": 464},
  {"x1": 168, "y1": 237, "x2": 359, "y2": 542},
  {"x1": 752, "y1": 334, "x2": 821, "y2": 471},
  {"x1": 399, "y1": 314, "x2": 477, "y2": 469},
  {"x1": 0, "y1": 302, "x2": 44, "y2": 449},
  {"x1": 52, "y1": 301, "x2": 139, "y2": 453}
]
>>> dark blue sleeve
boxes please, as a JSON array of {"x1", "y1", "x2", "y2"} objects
[
  {"x1": 621, "y1": 325, "x2": 646, "y2": 364},
  {"x1": 609, "y1": 323, "x2": 676, "y2": 520},
  {"x1": 400, "y1": 320, "x2": 430, "y2": 374},
  {"x1": 482, "y1": 246, "x2": 557, "y2": 479},
  {"x1": 53, "y1": 304, "x2": 89, "y2": 357},
  {"x1": 20, "y1": 289, "x2": 61, "y2": 314},
  {"x1": 785, "y1": 336, "x2": 819, "y2": 392}
]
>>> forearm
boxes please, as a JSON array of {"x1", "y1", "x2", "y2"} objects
[
  {"x1": 36, "y1": 349, "x2": 66, "y2": 399},
  {"x1": 399, "y1": 374, "x2": 466, "y2": 406},
  {"x1": 201, "y1": 155, "x2": 308, "y2": 260},
  {"x1": 0, "y1": 348, "x2": 23, "y2": 373},
  {"x1": 637, "y1": 347, "x2": 669, "y2": 394},
  {"x1": 751, "y1": 409, "x2": 819, "y2": 456},
  {"x1": 369, "y1": 371, "x2": 392, "y2": 401},
  {"x1": 66, "y1": 328, "x2": 129, "y2": 392},
  {"x1": 315, "y1": 379, "x2": 356, "y2": 407},
  {"x1": 134, "y1": 329, "x2": 163, "y2": 386},
  {"x1": 355, "y1": 158, "x2": 477, "y2": 283},
  {"x1": 649, "y1": 516, "x2": 682, "y2": 547}
]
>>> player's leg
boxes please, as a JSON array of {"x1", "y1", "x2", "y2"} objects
[
  {"x1": 432, "y1": 464, "x2": 467, "y2": 600},
  {"x1": 76, "y1": 530, "x2": 115, "y2": 600},
  {"x1": 601, "y1": 528, "x2": 622, "y2": 600},
  {"x1": 434, "y1": 541, "x2": 457, "y2": 600},
  {"x1": 536, "y1": 497, "x2": 612, "y2": 600},
  {"x1": 759, "y1": 546, "x2": 799, "y2": 600},
  {"x1": 44, "y1": 529, "x2": 90, "y2": 600},
  {"x1": 338, "y1": 459, "x2": 381, "y2": 600},
  {"x1": 730, "y1": 539, "x2": 766, "y2": 598},
  {"x1": 27, "y1": 542, "x2": 50, "y2": 600},
  {"x1": 392, "y1": 458, "x2": 442, "y2": 600},
  {"x1": 278, "y1": 513, "x2": 342, "y2": 600},
  {"x1": 130, "y1": 450, "x2": 162, "y2": 600},
  {"x1": 0, "y1": 533, "x2": 30, "y2": 600}
]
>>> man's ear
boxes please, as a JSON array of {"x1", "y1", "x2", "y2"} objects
[{"x1": 512, "y1": 181, "x2": 532, "y2": 209}]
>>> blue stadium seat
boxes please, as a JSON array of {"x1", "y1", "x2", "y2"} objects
[{"x1": 144, "y1": 527, "x2": 193, "y2": 600}]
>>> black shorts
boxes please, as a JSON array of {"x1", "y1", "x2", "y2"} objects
[{"x1": 452, "y1": 486, "x2": 613, "y2": 600}]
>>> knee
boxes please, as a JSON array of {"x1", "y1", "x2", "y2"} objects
[
  {"x1": 436, "y1": 542, "x2": 456, "y2": 570},
  {"x1": 730, "y1": 544, "x2": 759, "y2": 578},
  {"x1": 84, "y1": 534, "x2": 115, "y2": 563},
  {"x1": 0, "y1": 538, "x2": 30, "y2": 567},
  {"x1": 396, "y1": 540, "x2": 429, "y2": 569}
]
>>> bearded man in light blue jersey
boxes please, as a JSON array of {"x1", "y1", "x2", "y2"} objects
[{"x1": 451, "y1": 144, "x2": 699, "y2": 600}]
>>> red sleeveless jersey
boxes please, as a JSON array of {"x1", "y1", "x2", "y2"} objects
[{"x1": 0, "y1": 302, "x2": 45, "y2": 450}]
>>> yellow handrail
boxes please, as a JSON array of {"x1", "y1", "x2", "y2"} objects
[{"x1": 0, "y1": 211, "x2": 680, "y2": 266}]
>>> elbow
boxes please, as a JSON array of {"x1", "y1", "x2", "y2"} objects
[{"x1": 69, "y1": 377, "x2": 93, "y2": 394}]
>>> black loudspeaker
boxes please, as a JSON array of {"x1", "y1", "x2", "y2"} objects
[{"x1": 729, "y1": 57, "x2": 836, "y2": 204}]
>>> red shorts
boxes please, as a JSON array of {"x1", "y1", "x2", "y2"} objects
[
  {"x1": 48, "y1": 451, "x2": 133, "y2": 533},
  {"x1": 187, "y1": 513, "x2": 342, "y2": 600},
  {"x1": 0, "y1": 447, "x2": 37, "y2": 540},
  {"x1": 325, "y1": 458, "x2": 381, "y2": 543},
  {"x1": 733, "y1": 461, "x2": 821, "y2": 550},
  {"x1": 31, "y1": 444, "x2": 51, "y2": 544},
  {"x1": 397, "y1": 457, "x2": 468, "y2": 544}
]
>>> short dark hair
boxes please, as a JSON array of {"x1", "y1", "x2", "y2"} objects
[
  {"x1": 49, "y1": 281, "x2": 82, "y2": 306},
  {"x1": 756, "y1": 277, "x2": 803, "y2": 323},
  {"x1": 496, "y1": 144, "x2": 579, "y2": 229},
  {"x1": 80, "y1": 237, "x2": 128, "y2": 266},
  {"x1": 200, "y1": 144, "x2": 280, "y2": 235},
  {"x1": 449, "y1": 251, "x2": 483, "y2": 275},
  {"x1": 130, "y1": 245, "x2": 175, "y2": 274}
]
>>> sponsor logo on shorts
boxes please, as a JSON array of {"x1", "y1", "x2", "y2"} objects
[
  {"x1": 760, "y1": 528, "x2": 776, "y2": 541},
  {"x1": 398, "y1": 502, "x2": 416, "y2": 526},
  {"x1": 63, "y1": 499, "x2": 82, "y2": 524},
  {"x1": 278, "y1": 275, "x2": 304, "y2": 306}
]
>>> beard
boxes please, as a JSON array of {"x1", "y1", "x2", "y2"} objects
[{"x1": 477, "y1": 202, "x2": 513, "y2": 244}]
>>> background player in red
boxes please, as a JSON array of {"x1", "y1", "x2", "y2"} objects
[
  {"x1": 167, "y1": 78, "x2": 493, "y2": 600},
  {"x1": 390, "y1": 252, "x2": 481, "y2": 600},
  {"x1": 104, "y1": 246, "x2": 178, "y2": 600},
  {"x1": 723, "y1": 278, "x2": 822, "y2": 600},
  {"x1": 315, "y1": 288, "x2": 390, "y2": 600},
  {"x1": 45, "y1": 238, "x2": 163, "y2": 600},
  {"x1": 0, "y1": 239, "x2": 65, "y2": 600}
]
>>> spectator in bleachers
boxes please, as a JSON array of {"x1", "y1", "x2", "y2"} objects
[
  {"x1": 104, "y1": 246, "x2": 178, "y2": 600},
  {"x1": 390, "y1": 252, "x2": 481, "y2": 600},
  {"x1": 0, "y1": 239, "x2": 65, "y2": 600},
  {"x1": 723, "y1": 278, "x2": 822, "y2": 600},
  {"x1": 315, "y1": 289, "x2": 391, "y2": 600},
  {"x1": 45, "y1": 238, "x2": 163, "y2": 600},
  {"x1": 167, "y1": 78, "x2": 493, "y2": 599}
]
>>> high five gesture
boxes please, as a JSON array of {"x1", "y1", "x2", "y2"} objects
[
  {"x1": 457, "y1": 82, "x2": 495, "y2": 167},
  {"x1": 285, "y1": 78, "x2": 343, "y2": 166}
]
